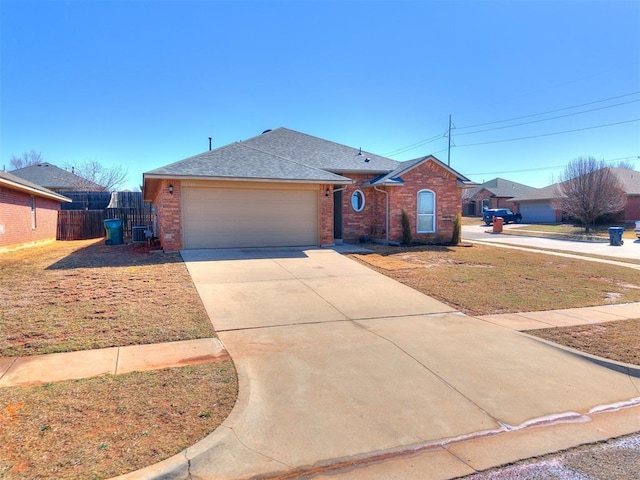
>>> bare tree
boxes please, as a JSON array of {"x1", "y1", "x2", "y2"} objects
[
  {"x1": 64, "y1": 160, "x2": 128, "y2": 191},
  {"x1": 9, "y1": 150, "x2": 43, "y2": 170},
  {"x1": 552, "y1": 157, "x2": 626, "y2": 233}
]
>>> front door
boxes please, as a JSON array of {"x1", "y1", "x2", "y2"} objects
[{"x1": 333, "y1": 189, "x2": 343, "y2": 241}]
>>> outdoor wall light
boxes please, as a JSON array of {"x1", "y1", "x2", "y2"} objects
[
  {"x1": 325, "y1": 188, "x2": 330, "y2": 197},
  {"x1": 168, "y1": 184, "x2": 174, "y2": 195}
]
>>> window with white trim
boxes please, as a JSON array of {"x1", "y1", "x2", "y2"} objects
[
  {"x1": 417, "y1": 190, "x2": 435, "y2": 233},
  {"x1": 351, "y1": 190, "x2": 365, "y2": 212},
  {"x1": 30, "y1": 196, "x2": 36, "y2": 229}
]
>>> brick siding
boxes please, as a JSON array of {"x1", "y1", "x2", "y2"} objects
[
  {"x1": 467, "y1": 189, "x2": 519, "y2": 216},
  {"x1": 0, "y1": 186, "x2": 61, "y2": 249},
  {"x1": 339, "y1": 162, "x2": 462, "y2": 244},
  {"x1": 320, "y1": 184, "x2": 334, "y2": 245},
  {"x1": 153, "y1": 160, "x2": 464, "y2": 249},
  {"x1": 624, "y1": 196, "x2": 640, "y2": 223},
  {"x1": 387, "y1": 161, "x2": 461, "y2": 244},
  {"x1": 151, "y1": 179, "x2": 182, "y2": 251}
]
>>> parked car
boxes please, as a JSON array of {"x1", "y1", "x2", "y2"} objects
[
  {"x1": 635, "y1": 220, "x2": 640, "y2": 239},
  {"x1": 483, "y1": 208, "x2": 522, "y2": 225}
]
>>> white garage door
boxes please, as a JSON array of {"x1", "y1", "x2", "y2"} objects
[
  {"x1": 519, "y1": 201, "x2": 556, "y2": 224},
  {"x1": 182, "y1": 184, "x2": 319, "y2": 249}
]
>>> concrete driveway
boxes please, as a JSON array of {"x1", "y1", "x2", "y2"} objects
[{"x1": 148, "y1": 248, "x2": 640, "y2": 480}]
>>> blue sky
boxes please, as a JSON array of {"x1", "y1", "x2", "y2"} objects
[{"x1": 2, "y1": 0, "x2": 639, "y2": 191}]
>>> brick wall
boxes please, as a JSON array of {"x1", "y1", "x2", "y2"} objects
[
  {"x1": 340, "y1": 174, "x2": 386, "y2": 242},
  {"x1": 336, "y1": 162, "x2": 463, "y2": 244},
  {"x1": 151, "y1": 180, "x2": 182, "y2": 251},
  {"x1": 625, "y1": 196, "x2": 640, "y2": 223},
  {"x1": 0, "y1": 186, "x2": 61, "y2": 249},
  {"x1": 387, "y1": 161, "x2": 461, "y2": 244},
  {"x1": 469, "y1": 189, "x2": 518, "y2": 216},
  {"x1": 320, "y1": 184, "x2": 334, "y2": 245}
]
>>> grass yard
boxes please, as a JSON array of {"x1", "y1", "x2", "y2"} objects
[
  {"x1": 527, "y1": 319, "x2": 640, "y2": 366},
  {"x1": 0, "y1": 239, "x2": 237, "y2": 479},
  {"x1": 0, "y1": 363, "x2": 237, "y2": 479},
  {"x1": 351, "y1": 243, "x2": 640, "y2": 316},
  {"x1": 2, "y1": 238, "x2": 638, "y2": 478},
  {"x1": 0, "y1": 239, "x2": 215, "y2": 357}
]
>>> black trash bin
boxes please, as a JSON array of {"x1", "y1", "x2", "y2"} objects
[
  {"x1": 608, "y1": 226, "x2": 624, "y2": 246},
  {"x1": 104, "y1": 218, "x2": 124, "y2": 245}
]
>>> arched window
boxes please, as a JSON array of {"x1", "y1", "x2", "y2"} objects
[
  {"x1": 351, "y1": 190, "x2": 365, "y2": 212},
  {"x1": 417, "y1": 190, "x2": 435, "y2": 233}
]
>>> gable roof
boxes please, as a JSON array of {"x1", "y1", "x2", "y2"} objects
[
  {"x1": 511, "y1": 168, "x2": 640, "y2": 202},
  {"x1": 144, "y1": 127, "x2": 474, "y2": 190},
  {"x1": 145, "y1": 140, "x2": 351, "y2": 184},
  {"x1": 365, "y1": 155, "x2": 475, "y2": 187},
  {"x1": 241, "y1": 128, "x2": 401, "y2": 173},
  {"x1": 10, "y1": 162, "x2": 102, "y2": 191},
  {"x1": 468, "y1": 177, "x2": 537, "y2": 199},
  {"x1": 0, "y1": 170, "x2": 72, "y2": 203}
]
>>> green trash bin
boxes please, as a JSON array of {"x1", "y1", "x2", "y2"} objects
[
  {"x1": 104, "y1": 218, "x2": 124, "y2": 245},
  {"x1": 608, "y1": 226, "x2": 624, "y2": 246}
]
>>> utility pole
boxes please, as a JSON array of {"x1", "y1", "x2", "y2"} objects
[{"x1": 447, "y1": 114, "x2": 452, "y2": 166}]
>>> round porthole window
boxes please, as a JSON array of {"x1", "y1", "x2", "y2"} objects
[{"x1": 351, "y1": 190, "x2": 365, "y2": 212}]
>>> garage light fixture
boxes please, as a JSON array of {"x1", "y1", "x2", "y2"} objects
[
  {"x1": 325, "y1": 188, "x2": 330, "y2": 197},
  {"x1": 168, "y1": 184, "x2": 174, "y2": 195}
]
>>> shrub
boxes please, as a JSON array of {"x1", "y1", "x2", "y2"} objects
[
  {"x1": 401, "y1": 210, "x2": 412, "y2": 245},
  {"x1": 451, "y1": 213, "x2": 461, "y2": 245}
]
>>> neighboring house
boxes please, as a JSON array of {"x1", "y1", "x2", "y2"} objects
[
  {"x1": 463, "y1": 178, "x2": 537, "y2": 216},
  {"x1": 511, "y1": 168, "x2": 640, "y2": 224},
  {"x1": 142, "y1": 127, "x2": 475, "y2": 251},
  {"x1": 10, "y1": 162, "x2": 102, "y2": 192},
  {"x1": 0, "y1": 170, "x2": 71, "y2": 250}
]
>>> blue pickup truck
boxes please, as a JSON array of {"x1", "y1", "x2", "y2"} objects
[{"x1": 483, "y1": 208, "x2": 522, "y2": 225}]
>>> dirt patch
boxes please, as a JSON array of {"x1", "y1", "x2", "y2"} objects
[
  {"x1": 352, "y1": 253, "x2": 421, "y2": 271},
  {"x1": 526, "y1": 318, "x2": 640, "y2": 365},
  {"x1": 0, "y1": 362, "x2": 237, "y2": 479},
  {"x1": 0, "y1": 239, "x2": 215, "y2": 357}
]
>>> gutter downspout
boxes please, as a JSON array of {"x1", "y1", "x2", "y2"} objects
[{"x1": 374, "y1": 185, "x2": 389, "y2": 244}]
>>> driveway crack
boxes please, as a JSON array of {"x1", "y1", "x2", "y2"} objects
[{"x1": 353, "y1": 320, "x2": 503, "y2": 426}]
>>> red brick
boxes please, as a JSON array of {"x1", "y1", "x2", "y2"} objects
[{"x1": 0, "y1": 186, "x2": 62, "y2": 249}]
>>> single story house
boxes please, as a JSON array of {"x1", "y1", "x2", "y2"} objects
[
  {"x1": 10, "y1": 162, "x2": 102, "y2": 192},
  {"x1": 462, "y1": 178, "x2": 536, "y2": 216},
  {"x1": 0, "y1": 170, "x2": 71, "y2": 250},
  {"x1": 511, "y1": 167, "x2": 640, "y2": 224},
  {"x1": 143, "y1": 128, "x2": 475, "y2": 251}
]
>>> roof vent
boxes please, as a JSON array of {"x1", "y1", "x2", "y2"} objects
[
  {"x1": 262, "y1": 129, "x2": 272, "y2": 134},
  {"x1": 355, "y1": 147, "x2": 363, "y2": 156},
  {"x1": 364, "y1": 157, "x2": 370, "y2": 163}
]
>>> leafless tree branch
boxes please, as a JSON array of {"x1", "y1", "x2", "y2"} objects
[{"x1": 552, "y1": 156, "x2": 626, "y2": 232}]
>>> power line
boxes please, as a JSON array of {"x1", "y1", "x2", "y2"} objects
[
  {"x1": 465, "y1": 156, "x2": 639, "y2": 176},
  {"x1": 455, "y1": 99, "x2": 640, "y2": 137},
  {"x1": 383, "y1": 131, "x2": 446, "y2": 156},
  {"x1": 455, "y1": 118, "x2": 640, "y2": 148},
  {"x1": 384, "y1": 91, "x2": 640, "y2": 156},
  {"x1": 456, "y1": 91, "x2": 640, "y2": 130}
]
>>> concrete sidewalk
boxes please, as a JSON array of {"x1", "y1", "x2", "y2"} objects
[
  {"x1": 462, "y1": 224, "x2": 640, "y2": 265},
  {"x1": 3, "y1": 247, "x2": 639, "y2": 480},
  {"x1": 0, "y1": 338, "x2": 229, "y2": 387},
  {"x1": 113, "y1": 247, "x2": 640, "y2": 480}
]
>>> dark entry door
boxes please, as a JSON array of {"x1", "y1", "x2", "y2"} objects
[{"x1": 333, "y1": 189, "x2": 343, "y2": 240}]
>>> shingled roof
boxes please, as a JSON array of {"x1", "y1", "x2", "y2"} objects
[
  {"x1": 511, "y1": 168, "x2": 640, "y2": 202},
  {"x1": 144, "y1": 127, "x2": 473, "y2": 187},
  {"x1": 468, "y1": 177, "x2": 537, "y2": 198},
  {"x1": 0, "y1": 170, "x2": 71, "y2": 203},
  {"x1": 10, "y1": 162, "x2": 102, "y2": 191}
]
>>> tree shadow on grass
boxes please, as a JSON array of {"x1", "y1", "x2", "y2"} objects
[{"x1": 46, "y1": 240, "x2": 181, "y2": 270}]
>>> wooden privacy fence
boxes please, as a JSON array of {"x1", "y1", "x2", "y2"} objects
[{"x1": 57, "y1": 207, "x2": 154, "y2": 241}]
